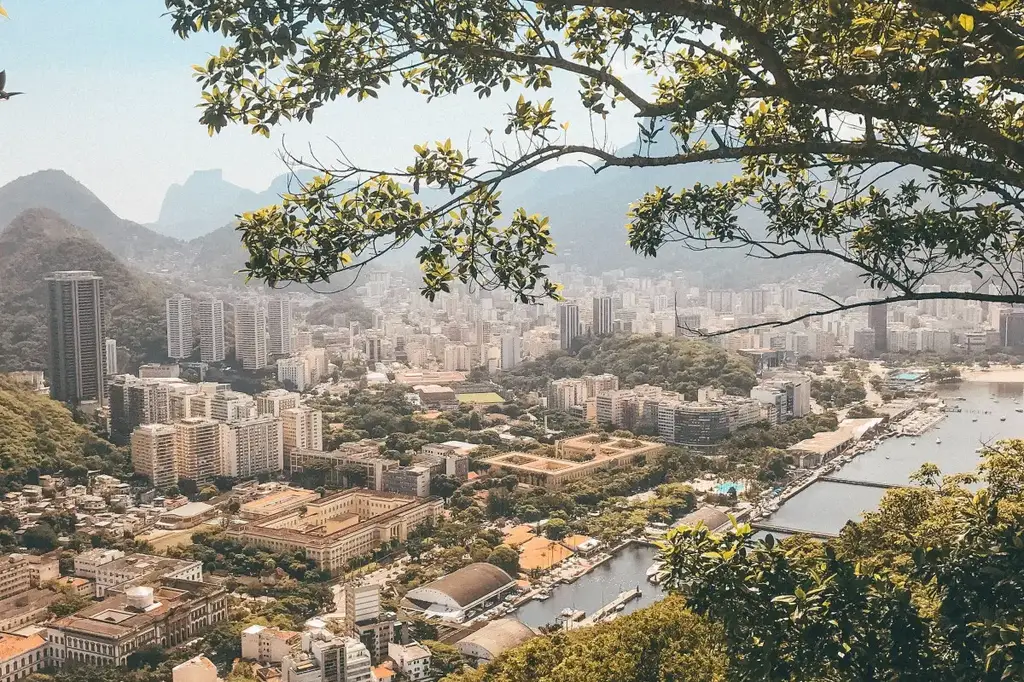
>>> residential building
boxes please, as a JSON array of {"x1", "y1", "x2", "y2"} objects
[
  {"x1": 172, "y1": 655, "x2": 219, "y2": 682},
  {"x1": 547, "y1": 378, "x2": 587, "y2": 410},
  {"x1": 166, "y1": 294, "x2": 194, "y2": 360},
  {"x1": 256, "y1": 389, "x2": 301, "y2": 416},
  {"x1": 241, "y1": 624, "x2": 301, "y2": 664},
  {"x1": 109, "y1": 375, "x2": 184, "y2": 440},
  {"x1": 592, "y1": 296, "x2": 613, "y2": 336},
  {"x1": 227, "y1": 490, "x2": 443, "y2": 574},
  {"x1": 46, "y1": 271, "x2": 105, "y2": 405},
  {"x1": 0, "y1": 554, "x2": 31, "y2": 601},
  {"x1": 277, "y1": 357, "x2": 309, "y2": 391},
  {"x1": 582, "y1": 373, "x2": 618, "y2": 396},
  {"x1": 557, "y1": 303, "x2": 579, "y2": 350},
  {"x1": 220, "y1": 416, "x2": 284, "y2": 478},
  {"x1": 281, "y1": 630, "x2": 371, "y2": 682},
  {"x1": 139, "y1": 363, "x2": 180, "y2": 379},
  {"x1": 267, "y1": 298, "x2": 294, "y2": 356},
  {"x1": 387, "y1": 642, "x2": 430, "y2": 682},
  {"x1": 382, "y1": 466, "x2": 431, "y2": 497},
  {"x1": 346, "y1": 584, "x2": 394, "y2": 663},
  {"x1": 73, "y1": 549, "x2": 125, "y2": 580},
  {"x1": 500, "y1": 334, "x2": 522, "y2": 370},
  {"x1": 235, "y1": 302, "x2": 267, "y2": 370},
  {"x1": 868, "y1": 302, "x2": 888, "y2": 352},
  {"x1": 443, "y1": 345, "x2": 472, "y2": 372},
  {"x1": 46, "y1": 579, "x2": 227, "y2": 667},
  {"x1": 282, "y1": 407, "x2": 323, "y2": 472},
  {"x1": 197, "y1": 299, "x2": 226, "y2": 363},
  {"x1": 211, "y1": 390, "x2": 256, "y2": 423},
  {"x1": 131, "y1": 424, "x2": 179, "y2": 488},
  {"x1": 104, "y1": 339, "x2": 118, "y2": 376},
  {"x1": 175, "y1": 418, "x2": 221, "y2": 485}
]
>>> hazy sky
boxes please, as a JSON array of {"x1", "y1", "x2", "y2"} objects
[{"x1": 0, "y1": 1, "x2": 645, "y2": 224}]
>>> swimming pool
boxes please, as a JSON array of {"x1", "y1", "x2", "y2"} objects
[{"x1": 713, "y1": 481, "x2": 745, "y2": 495}]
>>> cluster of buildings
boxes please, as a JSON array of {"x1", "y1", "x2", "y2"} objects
[
  {"x1": 546, "y1": 373, "x2": 811, "y2": 448},
  {"x1": 114, "y1": 382, "x2": 322, "y2": 488}
]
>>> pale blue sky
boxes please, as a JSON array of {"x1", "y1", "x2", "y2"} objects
[{"x1": 0, "y1": 1, "x2": 644, "y2": 223}]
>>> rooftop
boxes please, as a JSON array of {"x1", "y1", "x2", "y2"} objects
[
  {"x1": 455, "y1": 618, "x2": 535, "y2": 658},
  {"x1": 161, "y1": 501, "x2": 214, "y2": 518},
  {"x1": 239, "y1": 488, "x2": 320, "y2": 516},
  {"x1": 0, "y1": 633, "x2": 45, "y2": 660},
  {"x1": 410, "y1": 563, "x2": 514, "y2": 607}
]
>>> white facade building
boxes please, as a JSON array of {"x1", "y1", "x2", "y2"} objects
[
  {"x1": 267, "y1": 298, "x2": 294, "y2": 356},
  {"x1": 166, "y1": 294, "x2": 194, "y2": 360},
  {"x1": 220, "y1": 416, "x2": 284, "y2": 478},
  {"x1": 234, "y1": 301, "x2": 267, "y2": 370},
  {"x1": 198, "y1": 299, "x2": 226, "y2": 363}
]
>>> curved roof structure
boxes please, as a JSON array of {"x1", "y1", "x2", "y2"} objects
[
  {"x1": 406, "y1": 563, "x2": 514, "y2": 609},
  {"x1": 456, "y1": 618, "x2": 536, "y2": 660}
]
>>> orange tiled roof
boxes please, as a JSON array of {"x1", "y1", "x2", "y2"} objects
[{"x1": 0, "y1": 634, "x2": 44, "y2": 661}]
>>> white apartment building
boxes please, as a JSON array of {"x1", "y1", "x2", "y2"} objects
[
  {"x1": 234, "y1": 301, "x2": 267, "y2": 370},
  {"x1": 131, "y1": 423, "x2": 178, "y2": 488},
  {"x1": 211, "y1": 390, "x2": 256, "y2": 423},
  {"x1": 387, "y1": 642, "x2": 431, "y2": 682},
  {"x1": 500, "y1": 334, "x2": 521, "y2": 370},
  {"x1": 104, "y1": 338, "x2": 118, "y2": 375},
  {"x1": 197, "y1": 299, "x2": 226, "y2": 363},
  {"x1": 166, "y1": 294, "x2": 194, "y2": 360},
  {"x1": 277, "y1": 357, "x2": 309, "y2": 391},
  {"x1": 558, "y1": 303, "x2": 580, "y2": 350},
  {"x1": 256, "y1": 389, "x2": 301, "y2": 416},
  {"x1": 282, "y1": 631, "x2": 372, "y2": 682},
  {"x1": 220, "y1": 416, "x2": 284, "y2": 478},
  {"x1": 267, "y1": 298, "x2": 294, "y2": 356},
  {"x1": 443, "y1": 344, "x2": 472, "y2": 371},
  {"x1": 282, "y1": 407, "x2": 323, "y2": 463},
  {"x1": 175, "y1": 418, "x2": 221, "y2": 485},
  {"x1": 241, "y1": 625, "x2": 300, "y2": 664}
]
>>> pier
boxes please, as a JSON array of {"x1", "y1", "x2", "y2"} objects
[
  {"x1": 819, "y1": 476, "x2": 901, "y2": 489},
  {"x1": 580, "y1": 587, "x2": 643, "y2": 626},
  {"x1": 751, "y1": 523, "x2": 839, "y2": 540}
]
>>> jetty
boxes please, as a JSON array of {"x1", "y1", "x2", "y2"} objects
[
  {"x1": 819, "y1": 476, "x2": 901, "y2": 489},
  {"x1": 751, "y1": 523, "x2": 839, "y2": 540},
  {"x1": 580, "y1": 587, "x2": 643, "y2": 626}
]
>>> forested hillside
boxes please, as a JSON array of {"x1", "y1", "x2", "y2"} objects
[
  {"x1": 0, "y1": 209, "x2": 167, "y2": 372},
  {"x1": 497, "y1": 336, "x2": 758, "y2": 399},
  {"x1": 0, "y1": 378, "x2": 129, "y2": 492}
]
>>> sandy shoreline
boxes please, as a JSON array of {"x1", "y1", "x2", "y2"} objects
[{"x1": 961, "y1": 365, "x2": 1024, "y2": 383}]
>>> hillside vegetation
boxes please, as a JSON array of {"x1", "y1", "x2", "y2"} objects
[
  {"x1": 0, "y1": 377, "x2": 129, "y2": 492},
  {"x1": 0, "y1": 209, "x2": 167, "y2": 372},
  {"x1": 497, "y1": 335, "x2": 757, "y2": 399}
]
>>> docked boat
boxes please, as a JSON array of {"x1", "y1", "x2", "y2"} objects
[
  {"x1": 646, "y1": 563, "x2": 663, "y2": 584},
  {"x1": 936, "y1": 438, "x2": 942, "y2": 444}
]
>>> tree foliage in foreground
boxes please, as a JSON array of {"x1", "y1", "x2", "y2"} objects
[
  {"x1": 660, "y1": 440, "x2": 1024, "y2": 682},
  {"x1": 445, "y1": 595, "x2": 727, "y2": 682},
  {"x1": 168, "y1": 0, "x2": 1024, "y2": 316}
]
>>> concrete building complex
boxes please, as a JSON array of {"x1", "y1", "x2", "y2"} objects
[
  {"x1": 487, "y1": 435, "x2": 665, "y2": 489},
  {"x1": 131, "y1": 424, "x2": 179, "y2": 488},
  {"x1": 227, "y1": 490, "x2": 442, "y2": 574}
]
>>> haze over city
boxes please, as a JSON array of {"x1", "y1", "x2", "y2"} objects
[{"x1": 2, "y1": 2, "x2": 1024, "y2": 682}]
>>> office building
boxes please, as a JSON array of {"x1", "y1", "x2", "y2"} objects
[
  {"x1": 558, "y1": 303, "x2": 580, "y2": 350},
  {"x1": 290, "y1": 447, "x2": 397, "y2": 491},
  {"x1": 197, "y1": 299, "x2": 226, "y2": 363},
  {"x1": 267, "y1": 298, "x2": 294, "y2": 356},
  {"x1": 383, "y1": 466, "x2": 431, "y2": 497},
  {"x1": 592, "y1": 296, "x2": 613, "y2": 336},
  {"x1": 219, "y1": 416, "x2": 284, "y2": 478},
  {"x1": 104, "y1": 339, "x2": 118, "y2": 376},
  {"x1": 175, "y1": 418, "x2": 221, "y2": 485},
  {"x1": 131, "y1": 423, "x2": 179, "y2": 488},
  {"x1": 1000, "y1": 309, "x2": 1024, "y2": 347},
  {"x1": 282, "y1": 407, "x2": 324, "y2": 471},
  {"x1": 500, "y1": 334, "x2": 522, "y2": 370},
  {"x1": 166, "y1": 294, "x2": 194, "y2": 360},
  {"x1": 234, "y1": 301, "x2": 267, "y2": 370},
  {"x1": 46, "y1": 271, "x2": 105, "y2": 405}
]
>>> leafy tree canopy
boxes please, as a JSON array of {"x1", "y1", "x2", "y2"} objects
[{"x1": 168, "y1": 0, "x2": 1024, "y2": 319}]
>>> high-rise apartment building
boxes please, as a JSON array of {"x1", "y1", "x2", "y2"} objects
[
  {"x1": 281, "y1": 407, "x2": 324, "y2": 472},
  {"x1": 166, "y1": 294, "x2": 193, "y2": 360},
  {"x1": 197, "y1": 299, "x2": 226, "y2": 362},
  {"x1": 558, "y1": 303, "x2": 580, "y2": 351},
  {"x1": 256, "y1": 389, "x2": 301, "y2": 416},
  {"x1": 868, "y1": 302, "x2": 888, "y2": 352},
  {"x1": 46, "y1": 271, "x2": 105, "y2": 405},
  {"x1": 211, "y1": 390, "x2": 256, "y2": 423},
  {"x1": 104, "y1": 339, "x2": 118, "y2": 376},
  {"x1": 500, "y1": 334, "x2": 522, "y2": 370},
  {"x1": 219, "y1": 416, "x2": 283, "y2": 478},
  {"x1": 267, "y1": 298, "x2": 293, "y2": 356},
  {"x1": 174, "y1": 418, "x2": 221, "y2": 485},
  {"x1": 131, "y1": 424, "x2": 178, "y2": 488},
  {"x1": 592, "y1": 296, "x2": 613, "y2": 336},
  {"x1": 234, "y1": 302, "x2": 267, "y2": 370}
]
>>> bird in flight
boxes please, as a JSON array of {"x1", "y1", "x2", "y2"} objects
[{"x1": 0, "y1": 71, "x2": 23, "y2": 100}]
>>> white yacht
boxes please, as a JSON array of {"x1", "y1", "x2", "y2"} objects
[{"x1": 936, "y1": 438, "x2": 942, "y2": 444}]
